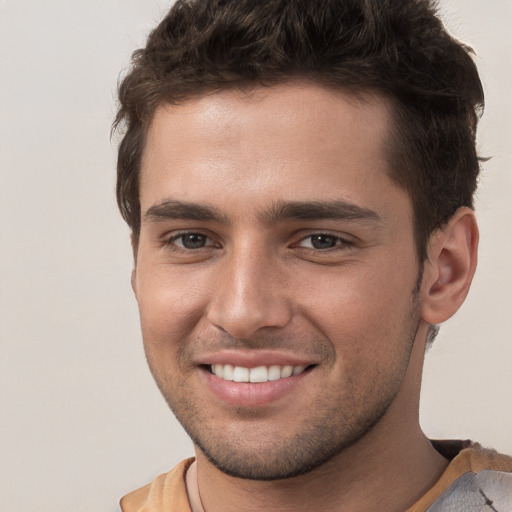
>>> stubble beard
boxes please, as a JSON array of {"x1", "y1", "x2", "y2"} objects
[
  {"x1": 146, "y1": 286, "x2": 422, "y2": 481},
  {"x1": 192, "y1": 391, "x2": 401, "y2": 481}
]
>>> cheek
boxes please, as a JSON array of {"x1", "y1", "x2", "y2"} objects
[
  {"x1": 295, "y1": 260, "x2": 418, "y2": 348},
  {"x1": 135, "y1": 262, "x2": 212, "y2": 348}
]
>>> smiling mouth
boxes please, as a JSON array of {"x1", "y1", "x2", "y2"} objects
[{"x1": 208, "y1": 364, "x2": 312, "y2": 383}]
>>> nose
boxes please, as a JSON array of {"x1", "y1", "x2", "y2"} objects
[{"x1": 206, "y1": 245, "x2": 293, "y2": 339}]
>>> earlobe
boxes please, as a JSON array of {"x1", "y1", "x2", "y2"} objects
[{"x1": 421, "y1": 207, "x2": 479, "y2": 325}]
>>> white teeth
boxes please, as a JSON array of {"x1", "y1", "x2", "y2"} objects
[
  {"x1": 268, "y1": 365, "x2": 281, "y2": 381},
  {"x1": 223, "y1": 364, "x2": 234, "y2": 380},
  {"x1": 211, "y1": 364, "x2": 308, "y2": 382},
  {"x1": 293, "y1": 365, "x2": 306, "y2": 375},
  {"x1": 249, "y1": 366, "x2": 268, "y2": 383},
  {"x1": 233, "y1": 366, "x2": 249, "y2": 382},
  {"x1": 280, "y1": 365, "x2": 293, "y2": 378}
]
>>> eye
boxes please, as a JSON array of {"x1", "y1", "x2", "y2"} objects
[
  {"x1": 297, "y1": 233, "x2": 351, "y2": 250},
  {"x1": 170, "y1": 232, "x2": 214, "y2": 249}
]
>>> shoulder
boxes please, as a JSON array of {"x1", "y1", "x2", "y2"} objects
[
  {"x1": 120, "y1": 458, "x2": 195, "y2": 512},
  {"x1": 408, "y1": 440, "x2": 512, "y2": 512},
  {"x1": 434, "y1": 439, "x2": 512, "y2": 474}
]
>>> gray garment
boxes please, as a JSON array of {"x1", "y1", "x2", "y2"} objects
[{"x1": 427, "y1": 470, "x2": 512, "y2": 511}]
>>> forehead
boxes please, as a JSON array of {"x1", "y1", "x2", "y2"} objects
[
  {"x1": 149, "y1": 82, "x2": 388, "y2": 134},
  {"x1": 140, "y1": 83, "x2": 403, "y2": 219},
  {"x1": 143, "y1": 84, "x2": 391, "y2": 161}
]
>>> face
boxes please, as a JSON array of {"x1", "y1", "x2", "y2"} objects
[{"x1": 134, "y1": 84, "x2": 423, "y2": 480}]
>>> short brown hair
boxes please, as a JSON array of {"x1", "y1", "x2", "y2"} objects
[{"x1": 114, "y1": 0, "x2": 484, "y2": 260}]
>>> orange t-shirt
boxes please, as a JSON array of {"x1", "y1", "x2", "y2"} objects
[{"x1": 120, "y1": 441, "x2": 512, "y2": 512}]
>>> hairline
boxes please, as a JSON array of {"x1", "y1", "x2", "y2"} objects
[{"x1": 128, "y1": 79, "x2": 432, "y2": 262}]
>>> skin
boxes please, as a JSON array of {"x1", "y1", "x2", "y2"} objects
[{"x1": 132, "y1": 83, "x2": 478, "y2": 512}]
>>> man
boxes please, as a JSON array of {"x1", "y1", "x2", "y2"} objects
[{"x1": 114, "y1": 0, "x2": 512, "y2": 510}]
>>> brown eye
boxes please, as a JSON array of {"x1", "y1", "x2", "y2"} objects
[
  {"x1": 295, "y1": 233, "x2": 354, "y2": 252},
  {"x1": 309, "y1": 234, "x2": 339, "y2": 249},
  {"x1": 176, "y1": 233, "x2": 209, "y2": 249}
]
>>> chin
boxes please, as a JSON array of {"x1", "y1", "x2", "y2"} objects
[{"x1": 188, "y1": 404, "x2": 390, "y2": 481}]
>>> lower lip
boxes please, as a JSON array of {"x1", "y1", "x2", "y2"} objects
[{"x1": 202, "y1": 367, "x2": 311, "y2": 407}]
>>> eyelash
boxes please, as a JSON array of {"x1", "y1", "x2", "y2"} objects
[
  {"x1": 295, "y1": 233, "x2": 354, "y2": 251},
  {"x1": 162, "y1": 231, "x2": 354, "y2": 252},
  {"x1": 164, "y1": 231, "x2": 218, "y2": 250}
]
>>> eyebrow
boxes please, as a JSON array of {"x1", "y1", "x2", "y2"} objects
[
  {"x1": 261, "y1": 200, "x2": 382, "y2": 226},
  {"x1": 143, "y1": 200, "x2": 228, "y2": 223},
  {"x1": 143, "y1": 199, "x2": 382, "y2": 226}
]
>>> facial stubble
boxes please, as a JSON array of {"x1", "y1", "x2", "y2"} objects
[{"x1": 144, "y1": 282, "x2": 422, "y2": 481}]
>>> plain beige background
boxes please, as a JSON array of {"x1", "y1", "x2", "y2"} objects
[{"x1": 0, "y1": 1, "x2": 510, "y2": 511}]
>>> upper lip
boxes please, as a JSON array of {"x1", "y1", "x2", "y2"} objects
[{"x1": 198, "y1": 350, "x2": 319, "y2": 368}]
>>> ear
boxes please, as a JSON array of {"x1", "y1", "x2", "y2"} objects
[{"x1": 421, "y1": 207, "x2": 479, "y2": 325}]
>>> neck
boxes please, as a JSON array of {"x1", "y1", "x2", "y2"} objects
[{"x1": 192, "y1": 324, "x2": 448, "y2": 512}]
